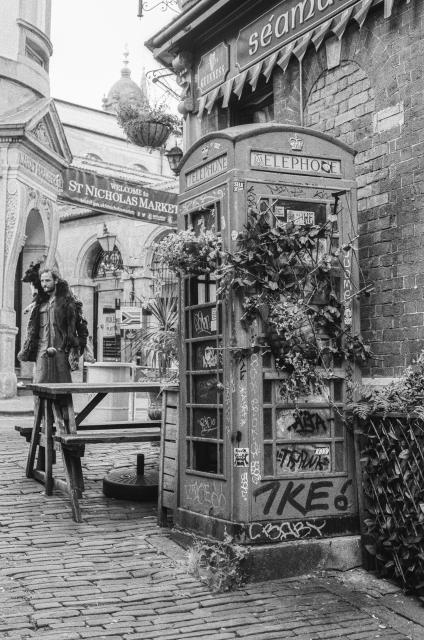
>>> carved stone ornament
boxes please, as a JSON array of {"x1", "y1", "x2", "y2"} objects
[
  {"x1": 31, "y1": 120, "x2": 55, "y2": 151},
  {"x1": 40, "y1": 194, "x2": 53, "y2": 224},
  {"x1": 4, "y1": 192, "x2": 18, "y2": 258}
]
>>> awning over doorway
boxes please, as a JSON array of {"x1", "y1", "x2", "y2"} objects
[{"x1": 197, "y1": 0, "x2": 403, "y2": 118}]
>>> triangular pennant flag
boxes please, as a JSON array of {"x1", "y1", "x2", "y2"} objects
[
  {"x1": 312, "y1": 19, "x2": 332, "y2": 51},
  {"x1": 248, "y1": 61, "x2": 263, "y2": 92},
  {"x1": 277, "y1": 42, "x2": 295, "y2": 73},
  {"x1": 263, "y1": 51, "x2": 279, "y2": 83},
  {"x1": 197, "y1": 94, "x2": 207, "y2": 119},
  {"x1": 353, "y1": 0, "x2": 373, "y2": 28},
  {"x1": 222, "y1": 77, "x2": 234, "y2": 109},
  {"x1": 384, "y1": 0, "x2": 395, "y2": 17},
  {"x1": 293, "y1": 32, "x2": 312, "y2": 62},
  {"x1": 233, "y1": 70, "x2": 248, "y2": 99},
  {"x1": 205, "y1": 86, "x2": 220, "y2": 114},
  {"x1": 331, "y1": 7, "x2": 354, "y2": 39}
]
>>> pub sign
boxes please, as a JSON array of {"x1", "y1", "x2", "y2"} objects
[{"x1": 198, "y1": 43, "x2": 230, "y2": 95}]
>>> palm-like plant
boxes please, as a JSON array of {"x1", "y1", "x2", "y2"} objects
[{"x1": 124, "y1": 295, "x2": 178, "y2": 380}]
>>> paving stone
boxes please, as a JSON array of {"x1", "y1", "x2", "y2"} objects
[{"x1": 0, "y1": 418, "x2": 419, "y2": 640}]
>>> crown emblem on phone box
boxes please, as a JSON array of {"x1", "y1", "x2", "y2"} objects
[{"x1": 289, "y1": 134, "x2": 304, "y2": 151}]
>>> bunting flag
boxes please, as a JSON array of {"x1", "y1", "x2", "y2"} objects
[
  {"x1": 352, "y1": 0, "x2": 374, "y2": 27},
  {"x1": 312, "y1": 19, "x2": 332, "y2": 51},
  {"x1": 277, "y1": 42, "x2": 296, "y2": 73},
  {"x1": 205, "y1": 86, "x2": 220, "y2": 114},
  {"x1": 221, "y1": 77, "x2": 234, "y2": 109},
  {"x1": 331, "y1": 6, "x2": 354, "y2": 39},
  {"x1": 233, "y1": 70, "x2": 248, "y2": 99},
  {"x1": 293, "y1": 32, "x2": 313, "y2": 62},
  {"x1": 263, "y1": 51, "x2": 279, "y2": 82},
  {"x1": 249, "y1": 61, "x2": 264, "y2": 91},
  {"x1": 196, "y1": 0, "x2": 401, "y2": 118}
]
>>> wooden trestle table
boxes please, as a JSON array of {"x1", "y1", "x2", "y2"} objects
[{"x1": 22, "y1": 382, "x2": 163, "y2": 522}]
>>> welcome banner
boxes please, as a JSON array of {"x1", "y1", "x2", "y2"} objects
[{"x1": 60, "y1": 168, "x2": 177, "y2": 227}]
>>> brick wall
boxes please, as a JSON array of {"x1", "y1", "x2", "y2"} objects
[{"x1": 288, "y1": 4, "x2": 424, "y2": 378}]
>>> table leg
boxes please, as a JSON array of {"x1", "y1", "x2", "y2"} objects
[
  {"x1": 44, "y1": 399, "x2": 54, "y2": 495},
  {"x1": 25, "y1": 397, "x2": 43, "y2": 478},
  {"x1": 52, "y1": 394, "x2": 84, "y2": 521},
  {"x1": 60, "y1": 445, "x2": 83, "y2": 522}
]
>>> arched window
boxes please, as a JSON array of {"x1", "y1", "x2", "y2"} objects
[{"x1": 133, "y1": 163, "x2": 148, "y2": 172}]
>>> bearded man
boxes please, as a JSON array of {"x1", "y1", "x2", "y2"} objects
[{"x1": 18, "y1": 268, "x2": 88, "y2": 383}]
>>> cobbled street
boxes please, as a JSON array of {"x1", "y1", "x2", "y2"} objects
[{"x1": 1, "y1": 416, "x2": 424, "y2": 640}]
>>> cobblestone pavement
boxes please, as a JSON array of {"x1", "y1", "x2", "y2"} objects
[{"x1": 1, "y1": 416, "x2": 424, "y2": 640}]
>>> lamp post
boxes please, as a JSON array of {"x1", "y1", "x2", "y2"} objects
[{"x1": 165, "y1": 145, "x2": 183, "y2": 175}]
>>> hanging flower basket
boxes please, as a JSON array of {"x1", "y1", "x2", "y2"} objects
[
  {"x1": 125, "y1": 120, "x2": 171, "y2": 148},
  {"x1": 116, "y1": 99, "x2": 183, "y2": 149}
]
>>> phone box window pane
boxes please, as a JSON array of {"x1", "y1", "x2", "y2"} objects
[
  {"x1": 263, "y1": 380, "x2": 272, "y2": 403},
  {"x1": 263, "y1": 408, "x2": 273, "y2": 439},
  {"x1": 334, "y1": 412, "x2": 344, "y2": 437},
  {"x1": 218, "y1": 444, "x2": 223, "y2": 474},
  {"x1": 193, "y1": 375, "x2": 218, "y2": 404},
  {"x1": 276, "y1": 442, "x2": 331, "y2": 474},
  {"x1": 264, "y1": 444, "x2": 273, "y2": 476},
  {"x1": 193, "y1": 441, "x2": 218, "y2": 473},
  {"x1": 333, "y1": 379, "x2": 344, "y2": 403},
  {"x1": 192, "y1": 408, "x2": 219, "y2": 438},
  {"x1": 192, "y1": 341, "x2": 222, "y2": 371},
  {"x1": 262, "y1": 351, "x2": 272, "y2": 368}
]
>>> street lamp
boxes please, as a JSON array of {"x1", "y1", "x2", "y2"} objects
[
  {"x1": 165, "y1": 145, "x2": 184, "y2": 175},
  {"x1": 97, "y1": 224, "x2": 121, "y2": 274}
]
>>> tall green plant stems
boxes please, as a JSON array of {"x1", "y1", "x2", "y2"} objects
[{"x1": 156, "y1": 206, "x2": 371, "y2": 401}]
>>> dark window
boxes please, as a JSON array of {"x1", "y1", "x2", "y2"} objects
[{"x1": 230, "y1": 77, "x2": 274, "y2": 126}]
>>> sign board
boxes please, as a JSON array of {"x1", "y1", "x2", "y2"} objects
[
  {"x1": 103, "y1": 313, "x2": 116, "y2": 338},
  {"x1": 60, "y1": 168, "x2": 177, "y2": 227},
  {"x1": 186, "y1": 155, "x2": 228, "y2": 188},
  {"x1": 251, "y1": 150, "x2": 342, "y2": 176},
  {"x1": 236, "y1": 0, "x2": 357, "y2": 70},
  {"x1": 198, "y1": 43, "x2": 230, "y2": 95},
  {"x1": 119, "y1": 306, "x2": 143, "y2": 329},
  {"x1": 234, "y1": 448, "x2": 250, "y2": 468}
]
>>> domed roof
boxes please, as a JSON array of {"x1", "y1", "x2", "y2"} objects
[{"x1": 102, "y1": 49, "x2": 144, "y2": 113}]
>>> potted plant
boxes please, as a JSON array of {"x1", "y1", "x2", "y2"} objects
[
  {"x1": 116, "y1": 99, "x2": 182, "y2": 148},
  {"x1": 125, "y1": 295, "x2": 178, "y2": 419}
]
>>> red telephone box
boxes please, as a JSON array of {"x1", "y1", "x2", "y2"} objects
[{"x1": 175, "y1": 124, "x2": 360, "y2": 558}]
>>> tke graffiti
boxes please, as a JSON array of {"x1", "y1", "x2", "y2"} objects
[{"x1": 253, "y1": 479, "x2": 352, "y2": 517}]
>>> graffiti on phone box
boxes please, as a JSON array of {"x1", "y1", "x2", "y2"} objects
[
  {"x1": 276, "y1": 444, "x2": 330, "y2": 473},
  {"x1": 184, "y1": 479, "x2": 226, "y2": 511},
  {"x1": 248, "y1": 519, "x2": 326, "y2": 542},
  {"x1": 253, "y1": 479, "x2": 352, "y2": 517},
  {"x1": 287, "y1": 410, "x2": 328, "y2": 434},
  {"x1": 193, "y1": 308, "x2": 216, "y2": 336}
]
